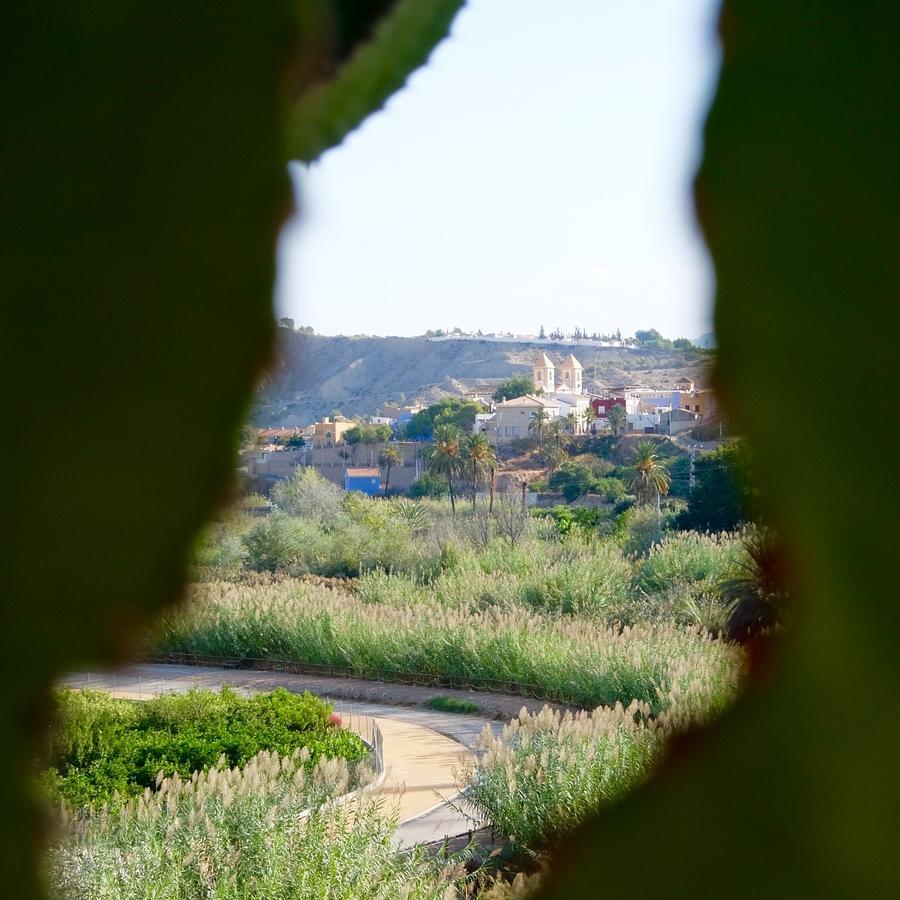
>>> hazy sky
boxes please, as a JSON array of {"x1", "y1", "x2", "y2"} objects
[{"x1": 276, "y1": 0, "x2": 721, "y2": 340}]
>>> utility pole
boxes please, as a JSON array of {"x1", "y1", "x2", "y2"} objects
[{"x1": 689, "y1": 445, "x2": 696, "y2": 491}]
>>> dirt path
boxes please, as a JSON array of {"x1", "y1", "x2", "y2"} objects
[{"x1": 64, "y1": 662, "x2": 567, "y2": 720}]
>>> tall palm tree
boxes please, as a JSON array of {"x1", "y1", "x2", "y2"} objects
[
  {"x1": 462, "y1": 433, "x2": 497, "y2": 510},
  {"x1": 607, "y1": 404, "x2": 626, "y2": 437},
  {"x1": 583, "y1": 405, "x2": 597, "y2": 435},
  {"x1": 423, "y1": 423, "x2": 463, "y2": 513},
  {"x1": 529, "y1": 408, "x2": 549, "y2": 447},
  {"x1": 626, "y1": 441, "x2": 671, "y2": 507},
  {"x1": 378, "y1": 443, "x2": 403, "y2": 492},
  {"x1": 546, "y1": 417, "x2": 565, "y2": 448}
]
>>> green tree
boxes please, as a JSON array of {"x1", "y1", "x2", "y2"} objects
[
  {"x1": 529, "y1": 408, "x2": 550, "y2": 447},
  {"x1": 677, "y1": 441, "x2": 759, "y2": 531},
  {"x1": 626, "y1": 441, "x2": 671, "y2": 508},
  {"x1": 607, "y1": 404, "x2": 627, "y2": 436},
  {"x1": 406, "y1": 398, "x2": 484, "y2": 439},
  {"x1": 634, "y1": 328, "x2": 674, "y2": 351},
  {"x1": 548, "y1": 462, "x2": 596, "y2": 501},
  {"x1": 378, "y1": 444, "x2": 403, "y2": 492},
  {"x1": 408, "y1": 472, "x2": 449, "y2": 500},
  {"x1": 493, "y1": 375, "x2": 534, "y2": 402},
  {"x1": 462, "y1": 433, "x2": 497, "y2": 510},
  {"x1": 423, "y1": 423, "x2": 463, "y2": 513}
]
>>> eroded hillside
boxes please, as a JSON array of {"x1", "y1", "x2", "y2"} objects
[{"x1": 253, "y1": 331, "x2": 711, "y2": 426}]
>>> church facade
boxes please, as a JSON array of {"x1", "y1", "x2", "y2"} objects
[{"x1": 479, "y1": 352, "x2": 592, "y2": 444}]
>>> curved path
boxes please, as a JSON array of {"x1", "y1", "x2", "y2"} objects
[{"x1": 60, "y1": 663, "x2": 505, "y2": 848}]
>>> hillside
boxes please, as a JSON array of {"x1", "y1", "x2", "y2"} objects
[{"x1": 252, "y1": 331, "x2": 712, "y2": 426}]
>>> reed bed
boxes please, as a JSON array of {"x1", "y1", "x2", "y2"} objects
[
  {"x1": 46, "y1": 749, "x2": 464, "y2": 899},
  {"x1": 155, "y1": 580, "x2": 742, "y2": 715},
  {"x1": 465, "y1": 703, "x2": 660, "y2": 854},
  {"x1": 465, "y1": 676, "x2": 736, "y2": 858}
]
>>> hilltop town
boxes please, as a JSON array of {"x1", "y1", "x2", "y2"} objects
[
  {"x1": 251, "y1": 325, "x2": 713, "y2": 427},
  {"x1": 244, "y1": 345, "x2": 721, "y2": 502}
]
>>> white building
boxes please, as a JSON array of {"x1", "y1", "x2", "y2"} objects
[
  {"x1": 478, "y1": 352, "x2": 592, "y2": 443},
  {"x1": 479, "y1": 395, "x2": 561, "y2": 443}
]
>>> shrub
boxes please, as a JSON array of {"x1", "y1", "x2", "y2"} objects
[
  {"x1": 272, "y1": 468, "x2": 345, "y2": 527},
  {"x1": 635, "y1": 531, "x2": 745, "y2": 594},
  {"x1": 242, "y1": 513, "x2": 319, "y2": 574},
  {"x1": 425, "y1": 696, "x2": 480, "y2": 714},
  {"x1": 42, "y1": 688, "x2": 366, "y2": 810},
  {"x1": 408, "y1": 471, "x2": 449, "y2": 499}
]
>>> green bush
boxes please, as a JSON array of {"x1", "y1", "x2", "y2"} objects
[
  {"x1": 272, "y1": 467, "x2": 345, "y2": 527},
  {"x1": 43, "y1": 687, "x2": 365, "y2": 810},
  {"x1": 425, "y1": 696, "x2": 480, "y2": 714},
  {"x1": 408, "y1": 471, "x2": 450, "y2": 499},
  {"x1": 242, "y1": 513, "x2": 321, "y2": 573},
  {"x1": 635, "y1": 530, "x2": 745, "y2": 594}
]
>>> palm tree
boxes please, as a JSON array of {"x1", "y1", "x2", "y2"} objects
[
  {"x1": 378, "y1": 444, "x2": 403, "y2": 492},
  {"x1": 546, "y1": 417, "x2": 565, "y2": 448},
  {"x1": 583, "y1": 405, "x2": 597, "y2": 435},
  {"x1": 462, "y1": 433, "x2": 497, "y2": 510},
  {"x1": 565, "y1": 411, "x2": 580, "y2": 435},
  {"x1": 626, "y1": 440, "x2": 671, "y2": 507},
  {"x1": 529, "y1": 408, "x2": 549, "y2": 447},
  {"x1": 488, "y1": 459, "x2": 497, "y2": 513},
  {"x1": 423, "y1": 423, "x2": 463, "y2": 513},
  {"x1": 607, "y1": 404, "x2": 626, "y2": 437},
  {"x1": 543, "y1": 443, "x2": 567, "y2": 473}
]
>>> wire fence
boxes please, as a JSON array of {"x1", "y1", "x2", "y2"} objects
[{"x1": 135, "y1": 650, "x2": 575, "y2": 706}]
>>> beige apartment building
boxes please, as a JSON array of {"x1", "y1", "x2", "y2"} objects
[{"x1": 311, "y1": 415, "x2": 354, "y2": 448}]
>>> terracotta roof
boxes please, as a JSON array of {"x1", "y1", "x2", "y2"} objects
[
  {"x1": 562, "y1": 353, "x2": 583, "y2": 369},
  {"x1": 345, "y1": 468, "x2": 381, "y2": 477},
  {"x1": 534, "y1": 352, "x2": 555, "y2": 367}
]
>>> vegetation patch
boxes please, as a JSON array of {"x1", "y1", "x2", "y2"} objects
[
  {"x1": 153, "y1": 580, "x2": 742, "y2": 715},
  {"x1": 425, "y1": 695, "x2": 481, "y2": 714},
  {"x1": 47, "y1": 753, "x2": 462, "y2": 899},
  {"x1": 41, "y1": 687, "x2": 366, "y2": 810}
]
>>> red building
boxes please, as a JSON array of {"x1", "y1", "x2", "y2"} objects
[{"x1": 591, "y1": 396, "x2": 627, "y2": 419}]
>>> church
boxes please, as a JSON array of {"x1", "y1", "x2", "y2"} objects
[{"x1": 478, "y1": 352, "x2": 592, "y2": 444}]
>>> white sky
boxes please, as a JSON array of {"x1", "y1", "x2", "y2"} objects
[{"x1": 275, "y1": 0, "x2": 721, "y2": 341}]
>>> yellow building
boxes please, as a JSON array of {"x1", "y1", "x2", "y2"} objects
[
  {"x1": 680, "y1": 389, "x2": 718, "y2": 420},
  {"x1": 312, "y1": 415, "x2": 354, "y2": 448}
]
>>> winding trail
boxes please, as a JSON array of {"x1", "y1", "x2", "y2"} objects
[{"x1": 60, "y1": 663, "x2": 508, "y2": 848}]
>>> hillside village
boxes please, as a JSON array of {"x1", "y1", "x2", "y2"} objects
[
  {"x1": 243, "y1": 350, "x2": 722, "y2": 503},
  {"x1": 252, "y1": 328, "x2": 714, "y2": 426}
]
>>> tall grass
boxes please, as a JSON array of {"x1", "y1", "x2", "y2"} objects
[
  {"x1": 465, "y1": 703, "x2": 659, "y2": 854},
  {"x1": 46, "y1": 749, "x2": 463, "y2": 899},
  {"x1": 466, "y1": 672, "x2": 735, "y2": 858},
  {"x1": 154, "y1": 580, "x2": 742, "y2": 714}
]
